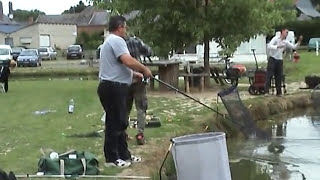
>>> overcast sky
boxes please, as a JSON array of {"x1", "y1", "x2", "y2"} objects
[{"x1": 1, "y1": 0, "x2": 90, "y2": 15}]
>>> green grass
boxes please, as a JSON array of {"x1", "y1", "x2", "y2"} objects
[
  {"x1": 236, "y1": 50, "x2": 320, "y2": 84},
  {"x1": 284, "y1": 51, "x2": 320, "y2": 82},
  {"x1": 1, "y1": 51, "x2": 319, "y2": 177},
  {"x1": 0, "y1": 80, "x2": 210, "y2": 176}
]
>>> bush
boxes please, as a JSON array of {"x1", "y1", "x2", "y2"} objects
[
  {"x1": 278, "y1": 19, "x2": 320, "y2": 45},
  {"x1": 76, "y1": 32, "x2": 103, "y2": 50}
]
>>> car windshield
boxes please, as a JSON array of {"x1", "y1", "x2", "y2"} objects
[
  {"x1": 0, "y1": 49, "x2": 10, "y2": 55},
  {"x1": 20, "y1": 50, "x2": 37, "y2": 56},
  {"x1": 68, "y1": 46, "x2": 80, "y2": 51},
  {"x1": 12, "y1": 48, "x2": 23, "y2": 53},
  {"x1": 38, "y1": 48, "x2": 48, "y2": 52}
]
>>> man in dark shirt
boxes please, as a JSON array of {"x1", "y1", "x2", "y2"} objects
[
  {"x1": 125, "y1": 36, "x2": 153, "y2": 145},
  {"x1": 126, "y1": 36, "x2": 153, "y2": 63},
  {"x1": 0, "y1": 60, "x2": 12, "y2": 93}
]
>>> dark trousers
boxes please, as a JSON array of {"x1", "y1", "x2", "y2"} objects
[
  {"x1": 97, "y1": 81, "x2": 131, "y2": 162},
  {"x1": 127, "y1": 82, "x2": 148, "y2": 132},
  {"x1": 265, "y1": 57, "x2": 283, "y2": 95},
  {"x1": 0, "y1": 67, "x2": 10, "y2": 92}
]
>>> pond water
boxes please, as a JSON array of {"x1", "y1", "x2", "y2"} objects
[{"x1": 229, "y1": 112, "x2": 320, "y2": 180}]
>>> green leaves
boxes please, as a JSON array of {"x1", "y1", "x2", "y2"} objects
[{"x1": 90, "y1": 0, "x2": 295, "y2": 57}]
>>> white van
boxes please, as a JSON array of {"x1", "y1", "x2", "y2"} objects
[{"x1": 0, "y1": 45, "x2": 13, "y2": 62}]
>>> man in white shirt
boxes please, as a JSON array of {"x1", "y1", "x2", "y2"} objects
[{"x1": 265, "y1": 28, "x2": 303, "y2": 96}]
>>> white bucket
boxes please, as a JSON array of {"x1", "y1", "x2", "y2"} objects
[{"x1": 171, "y1": 132, "x2": 231, "y2": 180}]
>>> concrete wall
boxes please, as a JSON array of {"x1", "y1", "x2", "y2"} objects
[
  {"x1": 38, "y1": 23, "x2": 77, "y2": 49},
  {"x1": 11, "y1": 24, "x2": 39, "y2": 48},
  {"x1": 9, "y1": 23, "x2": 76, "y2": 49},
  {"x1": 171, "y1": 35, "x2": 268, "y2": 64},
  {"x1": 0, "y1": 32, "x2": 6, "y2": 44}
]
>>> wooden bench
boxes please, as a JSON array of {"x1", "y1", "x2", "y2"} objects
[{"x1": 179, "y1": 73, "x2": 211, "y2": 93}]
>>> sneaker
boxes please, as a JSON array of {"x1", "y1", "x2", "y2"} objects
[
  {"x1": 104, "y1": 159, "x2": 131, "y2": 168},
  {"x1": 276, "y1": 94, "x2": 282, "y2": 97},
  {"x1": 136, "y1": 132, "x2": 145, "y2": 145},
  {"x1": 129, "y1": 155, "x2": 142, "y2": 164}
]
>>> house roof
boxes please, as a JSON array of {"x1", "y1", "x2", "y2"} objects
[
  {"x1": 0, "y1": 23, "x2": 27, "y2": 34},
  {"x1": 35, "y1": 6, "x2": 109, "y2": 26},
  {"x1": 88, "y1": 11, "x2": 109, "y2": 26},
  {"x1": 34, "y1": 6, "x2": 139, "y2": 27},
  {"x1": 35, "y1": 14, "x2": 79, "y2": 25},
  {"x1": 296, "y1": 0, "x2": 320, "y2": 17},
  {"x1": 0, "y1": 14, "x2": 16, "y2": 25}
]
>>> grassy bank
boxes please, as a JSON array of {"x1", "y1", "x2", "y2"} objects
[
  {"x1": 0, "y1": 80, "x2": 212, "y2": 177},
  {"x1": 1, "y1": 51, "x2": 319, "y2": 178}
]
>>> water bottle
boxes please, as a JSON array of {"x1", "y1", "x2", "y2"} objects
[{"x1": 68, "y1": 99, "x2": 75, "y2": 114}]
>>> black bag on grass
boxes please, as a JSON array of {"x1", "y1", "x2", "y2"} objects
[{"x1": 37, "y1": 150, "x2": 99, "y2": 175}]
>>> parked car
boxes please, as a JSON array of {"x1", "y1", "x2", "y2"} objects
[
  {"x1": 38, "y1": 47, "x2": 57, "y2": 60},
  {"x1": 12, "y1": 47, "x2": 25, "y2": 61},
  {"x1": 66, "y1": 45, "x2": 84, "y2": 59},
  {"x1": 17, "y1": 49, "x2": 41, "y2": 67},
  {"x1": 0, "y1": 45, "x2": 13, "y2": 62},
  {"x1": 308, "y1": 38, "x2": 320, "y2": 51}
]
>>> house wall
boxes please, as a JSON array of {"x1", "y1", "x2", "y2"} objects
[
  {"x1": 11, "y1": 24, "x2": 39, "y2": 48},
  {"x1": 171, "y1": 35, "x2": 268, "y2": 64},
  {"x1": 0, "y1": 32, "x2": 6, "y2": 44},
  {"x1": 10, "y1": 23, "x2": 76, "y2": 49},
  {"x1": 38, "y1": 23, "x2": 77, "y2": 49},
  {"x1": 196, "y1": 35, "x2": 267, "y2": 63}
]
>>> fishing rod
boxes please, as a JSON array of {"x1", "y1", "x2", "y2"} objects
[
  {"x1": 150, "y1": 76, "x2": 272, "y2": 140},
  {"x1": 151, "y1": 76, "x2": 230, "y2": 120}
]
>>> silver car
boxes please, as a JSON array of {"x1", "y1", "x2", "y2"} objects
[{"x1": 38, "y1": 47, "x2": 57, "y2": 60}]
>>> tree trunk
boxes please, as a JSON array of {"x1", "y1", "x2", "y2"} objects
[
  {"x1": 203, "y1": 0, "x2": 210, "y2": 88},
  {"x1": 203, "y1": 36, "x2": 210, "y2": 88}
]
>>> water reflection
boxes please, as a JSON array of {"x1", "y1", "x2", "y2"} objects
[{"x1": 229, "y1": 114, "x2": 320, "y2": 180}]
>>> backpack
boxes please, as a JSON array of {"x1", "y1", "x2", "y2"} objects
[{"x1": 37, "y1": 150, "x2": 99, "y2": 175}]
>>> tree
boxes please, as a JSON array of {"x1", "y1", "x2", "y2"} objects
[
  {"x1": 62, "y1": 1, "x2": 87, "y2": 14},
  {"x1": 91, "y1": 0, "x2": 295, "y2": 86},
  {"x1": 76, "y1": 32, "x2": 104, "y2": 50},
  {"x1": 13, "y1": 9, "x2": 45, "y2": 22}
]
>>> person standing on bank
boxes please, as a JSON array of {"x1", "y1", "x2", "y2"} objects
[
  {"x1": 265, "y1": 28, "x2": 303, "y2": 96},
  {"x1": 97, "y1": 15, "x2": 152, "y2": 168},
  {"x1": 125, "y1": 36, "x2": 152, "y2": 145}
]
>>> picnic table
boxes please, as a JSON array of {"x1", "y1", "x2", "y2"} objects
[{"x1": 143, "y1": 60, "x2": 181, "y2": 91}]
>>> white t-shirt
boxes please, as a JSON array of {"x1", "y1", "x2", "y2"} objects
[
  {"x1": 99, "y1": 34, "x2": 133, "y2": 85},
  {"x1": 267, "y1": 36, "x2": 300, "y2": 60}
]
